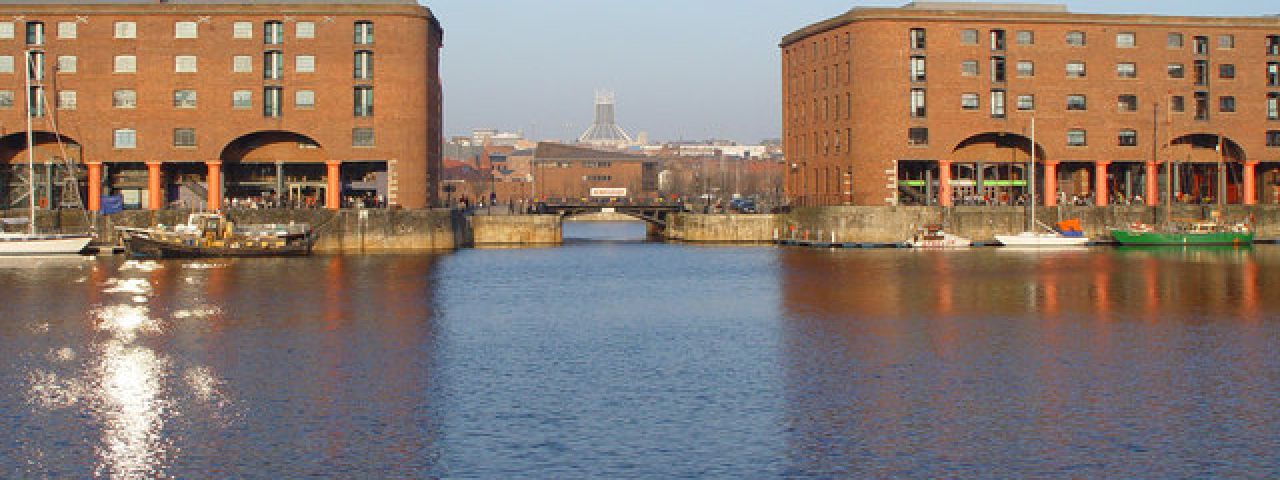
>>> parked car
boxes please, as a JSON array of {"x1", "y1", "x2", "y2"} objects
[{"x1": 728, "y1": 198, "x2": 758, "y2": 214}]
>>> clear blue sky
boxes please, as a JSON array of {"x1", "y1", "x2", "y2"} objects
[{"x1": 425, "y1": 1, "x2": 1278, "y2": 144}]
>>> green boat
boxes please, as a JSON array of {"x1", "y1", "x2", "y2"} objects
[{"x1": 1110, "y1": 223, "x2": 1254, "y2": 246}]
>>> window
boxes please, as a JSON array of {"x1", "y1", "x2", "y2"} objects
[
  {"x1": 27, "y1": 86, "x2": 45, "y2": 117},
  {"x1": 1267, "y1": 93, "x2": 1278, "y2": 120},
  {"x1": 1269, "y1": 63, "x2": 1279, "y2": 86},
  {"x1": 57, "y1": 90, "x2": 75, "y2": 110},
  {"x1": 1219, "y1": 64, "x2": 1235, "y2": 79},
  {"x1": 910, "y1": 88, "x2": 926, "y2": 117},
  {"x1": 1117, "y1": 94, "x2": 1138, "y2": 112},
  {"x1": 354, "y1": 50, "x2": 373, "y2": 80},
  {"x1": 232, "y1": 90, "x2": 252, "y2": 109},
  {"x1": 354, "y1": 86, "x2": 373, "y2": 117},
  {"x1": 355, "y1": 21, "x2": 374, "y2": 45},
  {"x1": 1118, "y1": 130, "x2": 1138, "y2": 146},
  {"x1": 990, "y1": 29, "x2": 1006, "y2": 51},
  {"x1": 296, "y1": 21, "x2": 315, "y2": 39},
  {"x1": 1117, "y1": 62, "x2": 1136, "y2": 78},
  {"x1": 112, "y1": 89, "x2": 136, "y2": 108},
  {"x1": 173, "y1": 128, "x2": 196, "y2": 147},
  {"x1": 1066, "y1": 61, "x2": 1086, "y2": 78},
  {"x1": 233, "y1": 21, "x2": 253, "y2": 39},
  {"x1": 264, "y1": 51, "x2": 283, "y2": 79},
  {"x1": 264, "y1": 86, "x2": 282, "y2": 117},
  {"x1": 173, "y1": 89, "x2": 197, "y2": 108},
  {"x1": 0, "y1": 56, "x2": 12, "y2": 74},
  {"x1": 27, "y1": 52, "x2": 44, "y2": 81},
  {"x1": 1220, "y1": 96, "x2": 1236, "y2": 113},
  {"x1": 1194, "y1": 60, "x2": 1208, "y2": 85},
  {"x1": 961, "y1": 60, "x2": 979, "y2": 76},
  {"x1": 233, "y1": 55, "x2": 253, "y2": 73},
  {"x1": 0, "y1": 90, "x2": 12, "y2": 108},
  {"x1": 1016, "y1": 30, "x2": 1033, "y2": 45},
  {"x1": 1171, "y1": 95, "x2": 1185, "y2": 113},
  {"x1": 908, "y1": 127, "x2": 928, "y2": 146},
  {"x1": 960, "y1": 29, "x2": 978, "y2": 45},
  {"x1": 1116, "y1": 32, "x2": 1135, "y2": 48},
  {"x1": 909, "y1": 28, "x2": 926, "y2": 49},
  {"x1": 1017, "y1": 94, "x2": 1035, "y2": 111},
  {"x1": 990, "y1": 89, "x2": 1006, "y2": 118},
  {"x1": 114, "y1": 21, "x2": 136, "y2": 39},
  {"x1": 1195, "y1": 91, "x2": 1209, "y2": 120},
  {"x1": 56, "y1": 55, "x2": 75, "y2": 73},
  {"x1": 1067, "y1": 94, "x2": 1087, "y2": 111},
  {"x1": 264, "y1": 21, "x2": 283, "y2": 44},
  {"x1": 1067, "y1": 129, "x2": 1087, "y2": 146},
  {"x1": 1168, "y1": 63, "x2": 1185, "y2": 79},
  {"x1": 25, "y1": 21, "x2": 43, "y2": 45},
  {"x1": 1193, "y1": 36, "x2": 1208, "y2": 55},
  {"x1": 909, "y1": 56, "x2": 926, "y2": 82},
  {"x1": 175, "y1": 55, "x2": 197, "y2": 73},
  {"x1": 1066, "y1": 31, "x2": 1085, "y2": 46},
  {"x1": 961, "y1": 93, "x2": 979, "y2": 110},
  {"x1": 294, "y1": 55, "x2": 316, "y2": 73},
  {"x1": 353, "y1": 128, "x2": 375, "y2": 147},
  {"x1": 175, "y1": 21, "x2": 197, "y2": 38},
  {"x1": 1168, "y1": 33, "x2": 1183, "y2": 48},
  {"x1": 295, "y1": 89, "x2": 315, "y2": 108},
  {"x1": 114, "y1": 129, "x2": 137, "y2": 149},
  {"x1": 1270, "y1": 36, "x2": 1280, "y2": 56},
  {"x1": 1218, "y1": 35, "x2": 1234, "y2": 49},
  {"x1": 1016, "y1": 60, "x2": 1034, "y2": 77},
  {"x1": 1269, "y1": 131, "x2": 1280, "y2": 147},
  {"x1": 990, "y1": 56, "x2": 1006, "y2": 82},
  {"x1": 57, "y1": 21, "x2": 76, "y2": 39},
  {"x1": 0, "y1": 22, "x2": 12, "y2": 40},
  {"x1": 114, "y1": 55, "x2": 136, "y2": 73}
]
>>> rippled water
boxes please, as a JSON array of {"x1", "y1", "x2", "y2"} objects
[{"x1": 2, "y1": 221, "x2": 1278, "y2": 477}]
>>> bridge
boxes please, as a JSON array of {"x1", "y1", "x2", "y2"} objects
[{"x1": 537, "y1": 202, "x2": 688, "y2": 230}]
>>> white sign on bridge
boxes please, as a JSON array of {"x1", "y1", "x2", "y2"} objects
[{"x1": 590, "y1": 188, "x2": 628, "y2": 198}]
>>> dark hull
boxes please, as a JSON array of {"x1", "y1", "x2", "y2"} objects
[{"x1": 123, "y1": 235, "x2": 314, "y2": 258}]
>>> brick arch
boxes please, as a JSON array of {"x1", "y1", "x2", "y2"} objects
[
  {"x1": 952, "y1": 132, "x2": 1046, "y2": 164},
  {"x1": 0, "y1": 131, "x2": 81, "y2": 165},
  {"x1": 1168, "y1": 133, "x2": 1245, "y2": 163},
  {"x1": 220, "y1": 130, "x2": 326, "y2": 164}
]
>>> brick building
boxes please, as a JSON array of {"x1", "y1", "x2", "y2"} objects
[
  {"x1": 0, "y1": 0, "x2": 442, "y2": 211},
  {"x1": 531, "y1": 142, "x2": 658, "y2": 202},
  {"x1": 782, "y1": 2, "x2": 1280, "y2": 207}
]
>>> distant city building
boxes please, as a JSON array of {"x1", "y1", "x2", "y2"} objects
[
  {"x1": 532, "y1": 142, "x2": 657, "y2": 201},
  {"x1": 577, "y1": 91, "x2": 634, "y2": 149},
  {"x1": 783, "y1": 2, "x2": 1280, "y2": 207}
]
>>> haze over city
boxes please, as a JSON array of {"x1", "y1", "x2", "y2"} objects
[{"x1": 431, "y1": 0, "x2": 1280, "y2": 144}]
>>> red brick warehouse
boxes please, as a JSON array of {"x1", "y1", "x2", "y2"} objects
[
  {"x1": 782, "y1": 2, "x2": 1280, "y2": 207},
  {"x1": 0, "y1": 0, "x2": 443, "y2": 211}
]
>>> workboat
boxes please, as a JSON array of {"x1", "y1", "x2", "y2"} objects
[
  {"x1": 118, "y1": 213, "x2": 315, "y2": 258},
  {"x1": 1111, "y1": 222, "x2": 1253, "y2": 246},
  {"x1": 908, "y1": 225, "x2": 971, "y2": 248}
]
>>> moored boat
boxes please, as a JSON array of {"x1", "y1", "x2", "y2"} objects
[
  {"x1": 908, "y1": 225, "x2": 971, "y2": 248},
  {"x1": 1111, "y1": 222, "x2": 1253, "y2": 246},
  {"x1": 0, "y1": 232, "x2": 93, "y2": 256},
  {"x1": 119, "y1": 213, "x2": 316, "y2": 258}
]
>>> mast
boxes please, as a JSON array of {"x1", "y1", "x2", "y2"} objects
[
  {"x1": 1029, "y1": 116, "x2": 1036, "y2": 231},
  {"x1": 23, "y1": 49, "x2": 35, "y2": 235}
]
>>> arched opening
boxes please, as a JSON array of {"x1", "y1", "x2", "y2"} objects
[
  {"x1": 1166, "y1": 134, "x2": 1245, "y2": 204},
  {"x1": 0, "y1": 131, "x2": 83, "y2": 210},
  {"x1": 947, "y1": 132, "x2": 1043, "y2": 206}
]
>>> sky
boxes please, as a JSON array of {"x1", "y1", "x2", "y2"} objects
[{"x1": 426, "y1": 1, "x2": 1279, "y2": 144}]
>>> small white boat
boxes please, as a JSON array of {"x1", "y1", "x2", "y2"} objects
[
  {"x1": 0, "y1": 232, "x2": 93, "y2": 255},
  {"x1": 908, "y1": 225, "x2": 971, "y2": 248},
  {"x1": 995, "y1": 231, "x2": 1090, "y2": 247}
]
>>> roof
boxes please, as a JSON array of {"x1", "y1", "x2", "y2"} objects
[{"x1": 534, "y1": 142, "x2": 649, "y2": 161}]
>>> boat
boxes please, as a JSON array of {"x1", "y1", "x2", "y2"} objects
[
  {"x1": 908, "y1": 225, "x2": 971, "y2": 248},
  {"x1": 119, "y1": 213, "x2": 316, "y2": 258},
  {"x1": 992, "y1": 116, "x2": 1092, "y2": 248},
  {"x1": 0, "y1": 49, "x2": 92, "y2": 256},
  {"x1": 1111, "y1": 221, "x2": 1253, "y2": 246}
]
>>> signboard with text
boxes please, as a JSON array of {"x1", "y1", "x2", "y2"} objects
[{"x1": 590, "y1": 188, "x2": 628, "y2": 198}]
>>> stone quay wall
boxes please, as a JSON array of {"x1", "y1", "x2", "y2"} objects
[
  {"x1": 470, "y1": 215, "x2": 563, "y2": 246},
  {"x1": 664, "y1": 213, "x2": 780, "y2": 243}
]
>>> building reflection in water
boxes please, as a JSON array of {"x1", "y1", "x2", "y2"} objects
[{"x1": 776, "y1": 247, "x2": 1278, "y2": 476}]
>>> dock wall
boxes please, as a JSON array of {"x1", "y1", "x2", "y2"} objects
[{"x1": 470, "y1": 214, "x2": 562, "y2": 246}]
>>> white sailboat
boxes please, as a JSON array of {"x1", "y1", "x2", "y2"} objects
[
  {"x1": 994, "y1": 117, "x2": 1091, "y2": 247},
  {"x1": 0, "y1": 49, "x2": 91, "y2": 256}
]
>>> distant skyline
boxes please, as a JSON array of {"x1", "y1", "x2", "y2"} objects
[{"x1": 427, "y1": 0, "x2": 1280, "y2": 144}]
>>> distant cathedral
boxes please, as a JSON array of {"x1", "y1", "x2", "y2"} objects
[{"x1": 577, "y1": 91, "x2": 633, "y2": 148}]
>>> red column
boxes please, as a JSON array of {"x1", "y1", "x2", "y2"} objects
[
  {"x1": 1044, "y1": 162, "x2": 1058, "y2": 207},
  {"x1": 205, "y1": 161, "x2": 222, "y2": 211},
  {"x1": 86, "y1": 162, "x2": 102, "y2": 212},
  {"x1": 1095, "y1": 162, "x2": 1110, "y2": 206},
  {"x1": 326, "y1": 160, "x2": 341, "y2": 210},
  {"x1": 1145, "y1": 162, "x2": 1159, "y2": 206},
  {"x1": 938, "y1": 160, "x2": 953, "y2": 207},
  {"x1": 146, "y1": 162, "x2": 163, "y2": 211},
  {"x1": 1243, "y1": 162, "x2": 1257, "y2": 205}
]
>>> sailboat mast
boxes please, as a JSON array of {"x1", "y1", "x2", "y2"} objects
[
  {"x1": 1029, "y1": 116, "x2": 1036, "y2": 230},
  {"x1": 23, "y1": 49, "x2": 35, "y2": 236}
]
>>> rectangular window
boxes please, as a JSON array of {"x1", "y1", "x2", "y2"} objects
[
  {"x1": 1067, "y1": 94, "x2": 1087, "y2": 111},
  {"x1": 295, "y1": 55, "x2": 315, "y2": 73},
  {"x1": 264, "y1": 86, "x2": 282, "y2": 117},
  {"x1": 28, "y1": 52, "x2": 44, "y2": 81},
  {"x1": 296, "y1": 21, "x2": 316, "y2": 39},
  {"x1": 1193, "y1": 36, "x2": 1208, "y2": 55},
  {"x1": 990, "y1": 56, "x2": 1006, "y2": 83},
  {"x1": 1270, "y1": 36, "x2": 1280, "y2": 56},
  {"x1": 961, "y1": 93, "x2": 979, "y2": 110},
  {"x1": 0, "y1": 56, "x2": 12, "y2": 74},
  {"x1": 175, "y1": 55, "x2": 197, "y2": 73},
  {"x1": 114, "y1": 21, "x2": 136, "y2": 39},
  {"x1": 233, "y1": 21, "x2": 253, "y2": 39},
  {"x1": 57, "y1": 21, "x2": 76, "y2": 39},
  {"x1": 173, "y1": 128, "x2": 196, "y2": 147},
  {"x1": 354, "y1": 86, "x2": 373, "y2": 117},
  {"x1": 1218, "y1": 35, "x2": 1234, "y2": 49},
  {"x1": 909, "y1": 56, "x2": 926, "y2": 82},
  {"x1": 1171, "y1": 95, "x2": 1185, "y2": 113},
  {"x1": 233, "y1": 55, "x2": 253, "y2": 73},
  {"x1": 1268, "y1": 130, "x2": 1280, "y2": 147},
  {"x1": 28, "y1": 86, "x2": 45, "y2": 117},
  {"x1": 0, "y1": 22, "x2": 12, "y2": 40},
  {"x1": 295, "y1": 89, "x2": 315, "y2": 108},
  {"x1": 0, "y1": 90, "x2": 12, "y2": 108},
  {"x1": 25, "y1": 21, "x2": 43, "y2": 46},
  {"x1": 908, "y1": 127, "x2": 929, "y2": 146},
  {"x1": 990, "y1": 29, "x2": 1006, "y2": 51},
  {"x1": 354, "y1": 21, "x2": 374, "y2": 45},
  {"x1": 1015, "y1": 30, "x2": 1033, "y2": 45},
  {"x1": 264, "y1": 51, "x2": 283, "y2": 80},
  {"x1": 910, "y1": 88, "x2": 926, "y2": 117},
  {"x1": 1016, "y1": 60, "x2": 1034, "y2": 77},
  {"x1": 990, "y1": 89, "x2": 1006, "y2": 118},
  {"x1": 1266, "y1": 93, "x2": 1278, "y2": 120},
  {"x1": 1117, "y1": 94, "x2": 1138, "y2": 112},
  {"x1": 1116, "y1": 32, "x2": 1135, "y2": 48},
  {"x1": 960, "y1": 29, "x2": 978, "y2": 45},
  {"x1": 961, "y1": 60, "x2": 978, "y2": 76},
  {"x1": 1168, "y1": 63, "x2": 1185, "y2": 79},
  {"x1": 1194, "y1": 60, "x2": 1208, "y2": 86},
  {"x1": 1118, "y1": 130, "x2": 1138, "y2": 147},
  {"x1": 1117, "y1": 62, "x2": 1136, "y2": 78},
  {"x1": 1067, "y1": 129, "x2": 1087, "y2": 146},
  {"x1": 114, "y1": 55, "x2": 136, "y2": 73},
  {"x1": 114, "y1": 129, "x2": 137, "y2": 149},
  {"x1": 909, "y1": 28, "x2": 925, "y2": 49},
  {"x1": 1269, "y1": 63, "x2": 1279, "y2": 86},
  {"x1": 57, "y1": 90, "x2": 75, "y2": 110},
  {"x1": 112, "y1": 89, "x2": 136, "y2": 108},
  {"x1": 55, "y1": 55, "x2": 75, "y2": 74},
  {"x1": 1195, "y1": 91, "x2": 1209, "y2": 120},
  {"x1": 1066, "y1": 61, "x2": 1086, "y2": 78},
  {"x1": 175, "y1": 21, "x2": 198, "y2": 38},
  {"x1": 173, "y1": 89, "x2": 197, "y2": 108},
  {"x1": 353, "y1": 128, "x2": 375, "y2": 147},
  {"x1": 1017, "y1": 94, "x2": 1035, "y2": 111},
  {"x1": 1220, "y1": 96, "x2": 1236, "y2": 113},
  {"x1": 264, "y1": 21, "x2": 283, "y2": 45},
  {"x1": 1066, "y1": 31, "x2": 1085, "y2": 46},
  {"x1": 354, "y1": 50, "x2": 373, "y2": 80},
  {"x1": 232, "y1": 90, "x2": 252, "y2": 109},
  {"x1": 1219, "y1": 64, "x2": 1235, "y2": 79},
  {"x1": 1167, "y1": 33, "x2": 1183, "y2": 48}
]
